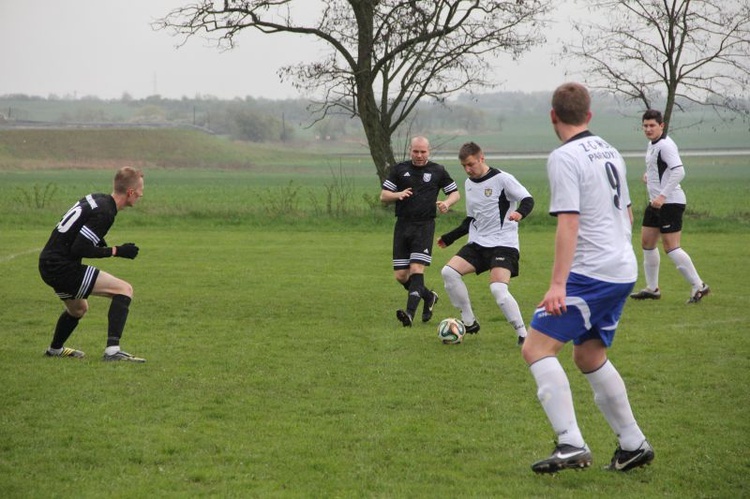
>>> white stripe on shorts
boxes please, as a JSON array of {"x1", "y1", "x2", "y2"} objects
[
  {"x1": 410, "y1": 252, "x2": 431, "y2": 264},
  {"x1": 76, "y1": 266, "x2": 97, "y2": 299}
]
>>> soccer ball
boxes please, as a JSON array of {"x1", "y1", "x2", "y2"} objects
[{"x1": 437, "y1": 318, "x2": 466, "y2": 345}]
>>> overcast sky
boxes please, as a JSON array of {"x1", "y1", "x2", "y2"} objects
[{"x1": 0, "y1": 1, "x2": 581, "y2": 101}]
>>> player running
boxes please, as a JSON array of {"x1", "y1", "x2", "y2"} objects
[{"x1": 380, "y1": 136, "x2": 460, "y2": 327}]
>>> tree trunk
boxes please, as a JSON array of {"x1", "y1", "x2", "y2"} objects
[
  {"x1": 663, "y1": 84, "x2": 677, "y2": 136},
  {"x1": 350, "y1": 0, "x2": 396, "y2": 185},
  {"x1": 359, "y1": 103, "x2": 396, "y2": 185}
]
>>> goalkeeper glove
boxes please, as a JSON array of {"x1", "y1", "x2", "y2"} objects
[{"x1": 114, "y1": 243, "x2": 139, "y2": 259}]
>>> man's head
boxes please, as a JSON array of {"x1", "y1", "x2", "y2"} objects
[
  {"x1": 410, "y1": 136, "x2": 430, "y2": 167},
  {"x1": 551, "y1": 82, "x2": 591, "y2": 125},
  {"x1": 642, "y1": 109, "x2": 665, "y2": 141},
  {"x1": 458, "y1": 142, "x2": 489, "y2": 179},
  {"x1": 113, "y1": 166, "x2": 144, "y2": 209},
  {"x1": 550, "y1": 82, "x2": 592, "y2": 140}
]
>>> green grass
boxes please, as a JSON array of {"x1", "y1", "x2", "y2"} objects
[
  {"x1": 1, "y1": 224, "x2": 748, "y2": 497},
  {"x1": 1, "y1": 152, "x2": 748, "y2": 232},
  {"x1": 0, "y1": 135, "x2": 748, "y2": 496}
]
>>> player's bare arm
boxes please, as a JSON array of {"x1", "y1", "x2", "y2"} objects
[
  {"x1": 541, "y1": 213, "x2": 579, "y2": 315},
  {"x1": 379, "y1": 188, "x2": 413, "y2": 203},
  {"x1": 436, "y1": 190, "x2": 460, "y2": 214}
]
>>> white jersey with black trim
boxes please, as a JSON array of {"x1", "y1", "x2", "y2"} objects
[
  {"x1": 645, "y1": 135, "x2": 686, "y2": 204},
  {"x1": 465, "y1": 168, "x2": 531, "y2": 250},
  {"x1": 547, "y1": 131, "x2": 637, "y2": 283}
]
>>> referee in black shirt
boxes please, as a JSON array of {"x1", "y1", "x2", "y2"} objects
[{"x1": 380, "y1": 136, "x2": 460, "y2": 327}]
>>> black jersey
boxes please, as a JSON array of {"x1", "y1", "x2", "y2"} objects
[
  {"x1": 39, "y1": 193, "x2": 118, "y2": 272},
  {"x1": 382, "y1": 160, "x2": 458, "y2": 221}
]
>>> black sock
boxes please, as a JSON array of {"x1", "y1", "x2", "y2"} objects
[
  {"x1": 401, "y1": 277, "x2": 412, "y2": 291},
  {"x1": 50, "y1": 312, "x2": 80, "y2": 349},
  {"x1": 107, "y1": 295, "x2": 131, "y2": 347},
  {"x1": 407, "y1": 274, "x2": 425, "y2": 316}
]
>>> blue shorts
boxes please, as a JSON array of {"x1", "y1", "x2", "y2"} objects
[{"x1": 530, "y1": 273, "x2": 634, "y2": 347}]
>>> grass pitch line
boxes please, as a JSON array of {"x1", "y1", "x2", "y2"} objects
[{"x1": 0, "y1": 247, "x2": 41, "y2": 264}]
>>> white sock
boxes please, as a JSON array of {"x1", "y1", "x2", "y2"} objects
[
  {"x1": 530, "y1": 357, "x2": 585, "y2": 448},
  {"x1": 490, "y1": 282, "x2": 527, "y2": 338},
  {"x1": 441, "y1": 266, "x2": 476, "y2": 325},
  {"x1": 643, "y1": 248, "x2": 660, "y2": 291},
  {"x1": 667, "y1": 248, "x2": 702, "y2": 291},
  {"x1": 104, "y1": 346, "x2": 121, "y2": 356},
  {"x1": 585, "y1": 360, "x2": 646, "y2": 451}
]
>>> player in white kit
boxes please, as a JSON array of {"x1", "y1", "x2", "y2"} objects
[
  {"x1": 629, "y1": 109, "x2": 710, "y2": 304},
  {"x1": 521, "y1": 83, "x2": 653, "y2": 474},
  {"x1": 438, "y1": 142, "x2": 534, "y2": 345}
]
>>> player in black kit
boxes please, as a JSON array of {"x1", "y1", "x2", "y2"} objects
[
  {"x1": 380, "y1": 136, "x2": 460, "y2": 327},
  {"x1": 39, "y1": 166, "x2": 146, "y2": 362}
]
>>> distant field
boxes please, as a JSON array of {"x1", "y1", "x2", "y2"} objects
[
  {"x1": 0, "y1": 129, "x2": 320, "y2": 171},
  {"x1": 1, "y1": 148, "x2": 747, "y2": 234},
  {"x1": 2, "y1": 107, "x2": 749, "y2": 167}
]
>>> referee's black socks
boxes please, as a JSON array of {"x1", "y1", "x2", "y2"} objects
[{"x1": 407, "y1": 274, "x2": 426, "y2": 316}]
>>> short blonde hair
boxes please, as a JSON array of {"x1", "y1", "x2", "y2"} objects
[{"x1": 113, "y1": 167, "x2": 143, "y2": 194}]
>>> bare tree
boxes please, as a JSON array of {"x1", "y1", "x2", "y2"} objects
[
  {"x1": 155, "y1": 0, "x2": 550, "y2": 182},
  {"x1": 562, "y1": 0, "x2": 750, "y2": 134}
]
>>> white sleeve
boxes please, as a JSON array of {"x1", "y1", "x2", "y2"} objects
[
  {"x1": 659, "y1": 140, "x2": 685, "y2": 198},
  {"x1": 504, "y1": 173, "x2": 532, "y2": 202}
]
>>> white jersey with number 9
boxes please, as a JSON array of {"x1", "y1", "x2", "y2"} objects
[{"x1": 547, "y1": 132, "x2": 637, "y2": 283}]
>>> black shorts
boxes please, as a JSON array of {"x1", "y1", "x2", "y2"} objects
[
  {"x1": 392, "y1": 219, "x2": 435, "y2": 269},
  {"x1": 39, "y1": 260, "x2": 100, "y2": 301},
  {"x1": 641, "y1": 204, "x2": 685, "y2": 233},
  {"x1": 456, "y1": 243, "x2": 520, "y2": 277}
]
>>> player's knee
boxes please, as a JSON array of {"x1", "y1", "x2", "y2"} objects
[
  {"x1": 573, "y1": 348, "x2": 607, "y2": 373},
  {"x1": 67, "y1": 301, "x2": 88, "y2": 318},
  {"x1": 119, "y1": 281, "x2": 134, "y2": 298},
  {"x1": 394, "y1": 270, "x2": 409, "y2": 284}
]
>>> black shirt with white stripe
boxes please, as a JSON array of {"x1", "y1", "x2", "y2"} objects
[
  {"x1": 40, "y1": 193, "x2": 118, "y2": 272},
  {"x1": 382, "y1": 160, "x2": 458, "y2": 221}
]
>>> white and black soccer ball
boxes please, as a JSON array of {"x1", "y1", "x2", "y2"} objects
[{"x1": 437, "y1": 318, "x2": 466, "y2": 345}]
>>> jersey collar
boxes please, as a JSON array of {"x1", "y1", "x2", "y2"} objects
[{"x1": 564, "y1": 130, "x2": 594, "y2": 145}]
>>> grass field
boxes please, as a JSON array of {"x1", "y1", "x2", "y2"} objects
[{"x1": 1, "y1": 140, "x2": 749, "y2": 497}]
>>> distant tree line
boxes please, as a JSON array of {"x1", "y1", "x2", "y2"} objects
[{"x1": 1, "y1": 91, "x2": 743, "y2": 146}]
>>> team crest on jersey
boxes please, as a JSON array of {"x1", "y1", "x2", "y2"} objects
[
  {"x1": 423, "y1": 173, "x2": 432, "y2": 182},
  {"x1": 484, "y1": 188, "x2": 493, "y2": 197}
]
